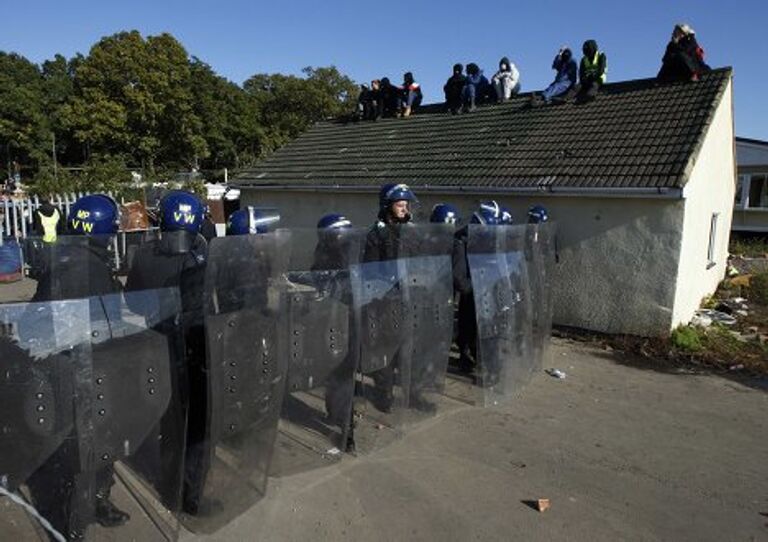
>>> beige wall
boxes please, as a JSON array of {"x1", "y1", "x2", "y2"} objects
[
  {"x1": 672, "y1": 79, "x2": 736, "y2": 327},
  {"x1": 242, "y1": 188, "x2": 685, "y2": 336}
]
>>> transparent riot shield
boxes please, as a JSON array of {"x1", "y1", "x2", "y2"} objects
[
  {"x1": 1, "y1": 235, "x2": 185, "y2": 542},
  {"x1": 526, "y1": 223, "x2": 557, "y2": 375},
  {"x1": 466, "y1": 225, "x2": 534, "y2": 406},
  {"x1": 272, "y1": 228, "x2": 362, "y2": 474},
  {"x1": 396, "y1": 225, "x2": 458, "y2": 428},
  {"x1": 184, "y1": 231, "x2": 289, "y2": 533}
]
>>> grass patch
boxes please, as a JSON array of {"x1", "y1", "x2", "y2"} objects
[
  {"x1": 670, "y1": 326, "x2": 703, "y2": 352},
  {"x1": 729, "y1": 234, "x2": 768, "y2": 258},
  {"x1": 748, "y1": 272, "x2": 768, "y2": 305}
]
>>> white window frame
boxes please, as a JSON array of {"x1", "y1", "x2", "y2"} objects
[{"x1": 707, "y1": 212, "x2": 719, "y2": 269}]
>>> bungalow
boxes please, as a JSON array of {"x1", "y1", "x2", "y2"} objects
[{"x1": 235, "y1": 69, "x2": 736, "y2": 336}]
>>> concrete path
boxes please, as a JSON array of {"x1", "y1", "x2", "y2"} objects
[{"x1": 184, "y1": 338, "x2": 768, "y2": 542}]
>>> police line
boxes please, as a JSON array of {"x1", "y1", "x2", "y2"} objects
[{"x1": 0, "y1": 222, "x2": 555, "y2": 541}]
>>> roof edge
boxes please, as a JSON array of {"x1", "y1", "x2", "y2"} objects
[{"x1": 239, "y1": 183, "x2": 684, "y2": 200}]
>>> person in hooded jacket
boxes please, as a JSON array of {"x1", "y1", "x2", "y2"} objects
[
  {"x1": 573, "y1": 39, "x2": 607, "y2": 102},
  {"x1": 462, "y1": 63, "x2": 491, "y2": 112},
  {"x1": 399, "y1": 72, "x2": 423, "y2": 117},
  {"x1": 536, "y1": 47, "x2": 577, "y2": 104},
  {"x1": 657, "y1": 23, "x2": 711, "y2": 82},
  {"x1": 444, "y1": 63, "x2": 467, "y2": 114},
  {"x1": 376, "y1": 78, "x2": 401, "y2": 118},
  {"x1": 491, "y1": 57, "x2": 521, "y2": 102}
]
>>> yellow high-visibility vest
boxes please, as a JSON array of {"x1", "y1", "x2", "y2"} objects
[
  {"x1": 38, "y1": 209, "x2": 60, "y2": 243},
  {"x1": 583, "y1": 51, "x2": 607, "y2": 83}
]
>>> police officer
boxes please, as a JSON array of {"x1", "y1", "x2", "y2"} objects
[
  {"x1": 26, "y1": 194, "x2": 129, "y2": 540},
  {"x1": 363, "y1": 183, "x2": 418, "y2": 411},
  {"x1": 314, "y1": 213, "x2": 357, "y2": 452},
  {"x1": 125, "y1": 190, "x2": 209, "y2": 516},
  {"x1": 453, "y1": 201, "x2": 506, "y2": 375}
]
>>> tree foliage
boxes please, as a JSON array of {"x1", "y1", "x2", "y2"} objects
[{"x1": 0, "y1": 31, "x2": 357, "y2": 193}]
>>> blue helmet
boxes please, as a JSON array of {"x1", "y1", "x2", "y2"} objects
[
  {"x1": 500, "y1": 205, "x2": 514, "y2": 225},
  {"x1": 430, "y1": 203, "x2": 461, "y2": 225},
  {"x1": 470, "y1": 200, "x2": 504, "y2": 225},
  {"x1": 528, "y1": 205, "x2": 549, "y2": 224},
  {"x1": 226, "y1": 207, "x2": 279, "y2": 235},
  {"x1": 379, "y1": 183, "x2": 417, "y2": 209},
  {"x1": 317, "y1": 213, "x2": 353, "y2": 230},
  {"x1": 68, "y1": 194, "x2": 119, "y2": 235},
  {"x1": 159, "y1": 190, "x2": 204, "y2": 233}
]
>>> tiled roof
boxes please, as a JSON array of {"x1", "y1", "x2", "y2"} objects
[{"x1": 237, "y1": 68, "x2": 732, "y2": 191}]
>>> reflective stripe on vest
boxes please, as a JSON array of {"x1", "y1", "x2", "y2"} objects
[
  {"x1": 39, "y1": 209, "x2": 60, "y2": 243},
  {"x1": 583, "y1": 51, "x2": 606, "y2": 83}
]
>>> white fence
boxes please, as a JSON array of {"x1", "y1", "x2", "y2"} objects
[{"x1": 1, "y1": 192, "x2": 155, "y2": 273}]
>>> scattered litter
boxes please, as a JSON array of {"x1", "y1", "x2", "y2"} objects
[
  {"x1": 693, "y1": 309, "x2": 736, "y2": 327},
  {"x1": 326, "y1": 447, "x2": 342, "y2": 456},
  {"x1": 536, "y1": 499, "x2": 551, "y2": 512},
  {"x1": 376, "y1": 423, "x2": 384, "y2": 430},
  {"x1": 545, "y1": 368, "x2": 567, "y2": 379},
  {"x1": 729, "y1": 364, "x2": 745, "y2": 371},
  {"x1": 727, "y1": 265, "x2": 739, "y2": 277}
]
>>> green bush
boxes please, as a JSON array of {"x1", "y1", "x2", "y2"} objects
[{"x1": 671, "y1": 326, "x2": 704, "y2": 352}]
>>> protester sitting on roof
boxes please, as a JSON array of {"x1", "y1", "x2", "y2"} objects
[
  {"x1": 357, "y1": 80, "x2": 380, "y2": 120},
  {"x1": 377, "y1": 77, "x2": 400, "y2": 118},
  {"x1": 399, "y1": 72, "x2": 423, "y2": 117},
  {"x1": 657, "y1": 23, "x2": 711, "y2": 82},
  {"x1": 534, "y1": 47, "x2": 577, "y2": 104},
  {"x1": 444, "y1": 63, "x2": 466, "y2": 115},
  {"x1": 491, "y1": 57, "x2": 521, "y2": 102},
  {"x1": 462, "y1": 63, "x2": 491, "y2": 112},
  {"x1": 574, "y1": 39, "x2": 607, "y2": 102}
]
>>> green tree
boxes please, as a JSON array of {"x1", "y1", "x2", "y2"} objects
[
  {"x1": 62, "y1": 31, "x2": 207, "y2": 172},
  {"x1": 244, "y1": 66, "x2": 357, "y2": 152},
  {"x1": 0, "y1": 52, "x2": 50, "y2": 175}
]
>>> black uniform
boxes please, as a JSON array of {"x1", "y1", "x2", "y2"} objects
[
  {"x1": 125, "y1": 231, "x2": 208, "y2": 514},
  {"x1": 362, "y1": 215, "x2": 419, "y2": 409},
  {"x1": 452, "y1": 225, "x2": 477, "y2": 372},
  {"x1": 26, "y1": 238, "x2": 125, "y2": 540},
  {"x1": 311, "y1": 231, "x2": 358, "y2": 450}
]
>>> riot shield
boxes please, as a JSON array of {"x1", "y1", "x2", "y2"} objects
[
  {"x1": 1, "y1": 235, "x2": 185, "y2": 541},
  {"x1": 466, "y1": 225, "x2": 535, "y2": 406},
  {"x1": 396, "y1": 224, "x2": 458, "y2": 427},
  {"x1": 526, "y1": 223, "x2": 557, "y2": 375},
  {"x1": 272, "y1": 228, "x2": 361, "y2": 474},
  {"x1": 185, "y1": 231, "x2": 289, "y2": 533}
]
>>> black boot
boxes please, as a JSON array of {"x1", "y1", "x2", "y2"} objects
[{"x1": 94, "y1": 498, "x2": 130, "y2": 528}]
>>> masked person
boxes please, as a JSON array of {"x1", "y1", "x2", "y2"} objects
[
  {"x1": 26, "y1": 194, "x2": 128, "y2": 540},
  {"x1": 125, "y1": 190, "x2": 209, "y2": 516},
  {"x1": 491, "y1": 57, "x2": 521, "y2": 102},
  {"x1": 657, "y1": 23, "x2": 711, "y2": 82},
  {"x1": 444, "y1": 63, "x2": 467, "y2": 115},
  {"x1": 535, "y1": 47, "x2": 577, "y2": 105}
]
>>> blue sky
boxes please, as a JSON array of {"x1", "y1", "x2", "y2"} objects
[{"x1": 2, "y1": 1, "x2": 766, "y2": 139}]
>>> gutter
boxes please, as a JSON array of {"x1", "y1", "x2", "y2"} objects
[{"x1": 238, "y1": 183, "x2": 684, "y2": 200}]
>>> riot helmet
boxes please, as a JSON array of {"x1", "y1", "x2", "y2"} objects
[
  {"x1": 527, "y1": 204, "x2": 549, "y2": 224},
  {"x1": 226, "y1": 206, "x2": 280, "y2": 235},
  {"x1": 470, "y1": 200, "x2": 504, "y2": 225},
  {"x1": 159, "y1": 190, "x2": 204, "y2": 234},
  {"x1": 68, "y1": 194, "x2": 120, "y2": 235},
  {"x1": 430, "y1": 203, "x2": 461, "y2": 225}
]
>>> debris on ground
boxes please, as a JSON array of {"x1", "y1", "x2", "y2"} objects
[
  {"x1": 693, "y1": 309, "x2": 736, "y2": 327},
  {"x1": 545, "y1": 368, "x2": 567, "y2": 379},
  {"x1": 536, "y1": 499, "x2": 550, "y2": 512}
]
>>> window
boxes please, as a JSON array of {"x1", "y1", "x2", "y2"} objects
[
  {"x1": 735, "y1": 175, "x2": 747, "y2": 207},
  {"x1": 707, "y1": 212, "x2": 719, "y2": 269},
  {"x1": 747, "y1": 174, "x2": 768, "y2": 208}
]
